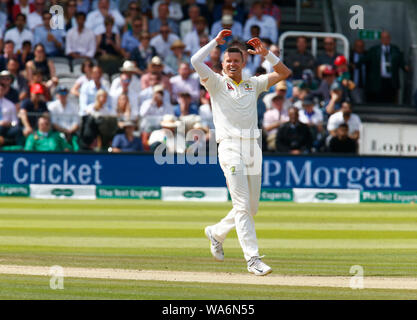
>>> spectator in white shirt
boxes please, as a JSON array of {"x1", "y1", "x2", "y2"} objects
[
  {"x1": 184, "y1": 16, "x2": 209, "y2": 56},
  {"x1": 66, "y1": 11, "x2": 96, "y2": 59},
  {"x1": 79, "y1": 66, "x2": 110, "y2": 116},
  {"x1": 243, "y1": 1, "x2": 278, "y2": 43},
  {"x1": 262, "y1": 92, "x2": 289, "y2": 151},
  {"x1": 85, "y1": 0, "x2": 125, "y2": 35},
  {"x1": 27, "y1": 0, "x2": 44, "y2": 30},
  {"x1": 149, "y1": 23, "x2": 179, "y2": 57},
  {"x1": 4, "y1": 13, "x2": 33, "y2": 53},
  {"x1": 140, "y1": 84, "x2": 174, "y2": 118},
  {"x1": 210, "y1": 13, "x2": 243, "y2": 41},
  {"x1": 152, "y1": 0, "x2": 183, "y2": 22},
  {"x1": 109, "y1": 70, "x2": 140, "y2": 118},
  {"x1": 327, "y1": 101, "x2": 362, "y2": 141},
  {"x1": 180, "y1": 4, "x2": 208, "y2": 40}
]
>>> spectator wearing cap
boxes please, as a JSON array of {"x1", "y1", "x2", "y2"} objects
[
  {"x1": 164, "y1": 40, "x2": 190, "y2": 76},
  {"x1": 313, "y1": 64, "x2": 337, "y2": 103},
  {"x1": 4, "y1": 63, "x2": 28, "y2": 102},
  {"x1": 150, "y1": 23, "x2": 180, "y2": 57},
  {"x1": 149, "y1": 2, "x2": 179, "y2": 36},
  {"x1": 210, "y1": 14, "x2": 243, "y2": 43},
  {"x1": 286, "y1": 36, "x2": 315, "y2": 80},
  {"x1": 328, "y1": 123, "x2": 357, "y2": 154},
  {"x1": 24, "y1": 115, "x2": 72, "y2": 151},
  {"x1": 276, "y1": 107, "x2": 313, "y2": 154},
  {"x1": 129, "y1": 32, "x2": 157, "y2": 72},
  {"x1": 140, "y1": 56, "x2": 172, "y2": 94},
  {"x1": 152, "y1": 0, "x2": 183, "y2": 22},
  {"x1": 315, "y1": 37, "x2": 341, "y2": 71},
  {"x1": 327, "y1": 101, "x2": 361, "y2": 142},
  {"x1": 243, "y1": 2, "x2": 278, "y2": 43},
  {"x1": 298, "y1": 94, "x2": 324, "y2": 151},
  {"x1": 111, "y1": 121, "x2": 143, "y2": 152},
  {"x1": 263, "y1": 80, "x2": 292, "y2": 111},
  {"x1": 4, "y1": 13, "x2": 34, "y2": 53},
  {"x1": 85, "y1": 0, "x2": 125, "y2": 35},
  {"x1": 262, "y1": 90, "x2": 289, "y2": 151},
  {"x1": 170, "y1": 62, "x2": 200, "y2": 103},
  {"x1": 148, "y1": 114, "x2": 185, "y2": 153},
  {"x1": 79, "y1": 66, "x2": 110, "y2": 116},
  {"x1": 180, "y1": 5, "x2": 208, "y2": 40},
  {"x1": 0, "y1": 82, "x2": 22, "y2": 148},
  {"x1": 174, "y1": 92, "x2": 199, "y2": 118},
  {"x1": 0, "y1": 71, "x2": 21, "y2": 108},
  {"x1": 183, "y1": 17, "x2": 209, "y2": 56},
  {"x1": 19, "y1": 83, "x2": 49, "y2": 136},
  {"x1": 324, "y1": 81, "x2": 345, "y2": 115},
  {"x1": 33, "y1": 11, "x2": 65, "y2": 57},
  {"x1": 47, "y1": 86, "x2": 80, "y2": 142},
  {"x1": 121, "y1": 16, "x2": 143, "y2": 56},
  {"x1": 65, "y1": 11, "x2": 97, "y2": 60}
]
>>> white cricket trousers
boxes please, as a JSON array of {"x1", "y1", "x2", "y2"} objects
[{"x1": 211, "y1": 138, "x2": 262, "y2": 261}]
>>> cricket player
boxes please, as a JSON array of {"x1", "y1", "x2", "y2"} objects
[{"x1": 191, "y1": 30, "x2": 291, "y2": 276}]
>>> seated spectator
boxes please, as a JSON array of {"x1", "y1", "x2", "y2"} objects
[
  {"x1": 149, "y1": 2, "x2": 179, "y2": 36},
  {"x1": 298, "y1": 94, "x2": 324, "y2": 151},
  {"x1": 164, "y1": 40, "x2": 190, "y2": 76},
  {"x1": 148, "y1": 114, "x2": 185, "y2": 153},
  {"x1": 328, "y1": 123, "x2": 357, "y2": 154},
  {"x1": 96, "y1": 15, "x2": 124, "y2": 77},
  {"x1": 174, "y1": 92, "x2": 199, "y2": 118},
  {"x1": 33, "y1": 11, "x2": 65, "y2": 57},
  {"x1": 150, "y1": 23, "x2": 180, "y2": 57},
  {"x1": 79, "y1": 66, "x2": 110, "y2": 116},
  {"x1": 0, "y1": 83, "x2": 22, "y2": 148},
  {"x1": 12, "y1": 0, "x2": 35, "y2": 22},
  {"x1": 0, "y1": 71, "x2": 21, "y2": 106},
  {"x1": 17, "y1": 41, "x2": 34, "y2": 72},
  {"x1": 85, "y1": 0, "x2": 124, "y2": 35},
  {"x1": 130, "y1": 32, "x2": 157, "y2": 72},
  {"x1": 138, "y1": 73, "x2": 172, "y2": 110},
  {"x1": 64, "y1": 0, "x2": 78, "y2": 31},
  {"x1": 26, "y1": 43, "x2": 58, "y2": 93},
  {"x1": 121, "y1": 16, "x2": 143, "y2": 57},
  {"x1": 111, "y1": 121, "x2": 142, "y2": 152},
  {"x1": 313, "y1": 64, "x2": 336, "y2": 102},
  {"x1": 212, "y1": 0, "x2": 245, "y2": 26},
  {"x1": 152, "y1": 0, "x2": 183, "y2": 22},
  {"x1": 115, "y1": 93, "x2": 131, "y2": 127},
  {"x1": 211, "y1": 10, "x2": 243, "y2": 41},
  {"x1": 276, "y1": 107, "x2": 313, "y2": 154},
  {"x1": 27, "y1": 0, "x2": 45, "y2": 30},
  {"x1": 47, "y1": 86, "x2": 80, "y2": 148},
  {"x1": 170, "y1": 62, "x2": 200, "y2": 103},
  {"x1": 184, "y1": 17, "x2": 209, "y2": 56},
  {"x1": 121, "y1": 1, "x2": 144, "y2": 33},
  {"x1": 65, "y1": 11, "x2": 97, "y2": 60},
  {"x1": 180, "y1": 4, "x2": 204, "y2": 40},
  {"x1": 0, "y1": 41, "x2": 16, "y2": 72},
  {"x1": 139, "y1": 84, "x2": 174, "y2": 118},
  {"x1": 286, "y1": 36, "x2": 315, "y2": 80},
  {"x1": 251, "y1": 0, "x2": 281, "y2": 27},
  {"x1": 140, "y1": 56, "x2": 172, "y2": 94},
  {"x1": 70, "y1": 58, "x2": 95, "y2": 97},
  {"x1": 4, "y1": 13, "x2": 34, "y2": 53},
  {"x1": 293, "y1": 82, "x2": 311, "y2": 109},
  {"x1": 316, "y1": 37, "x2": 340, "y2": 70},
  {"x1": 324, "y1": 81, "x2": 345, "y2": 116},
  {"x1": 263, "y1": 91, "x2": 289, "y2": 151},
  {"x1": 5, "y1": 61, "x2": 28, "y2": 101},
  {"x1": 24, "y1": 115, "x2": 72, "y2": 151},
  {"x1": 19, "y1": 83, "x2": 49, "y2": 136},
  {"x1": 243, "y1": 2, "x2": 277, "y2": 43},
  {"x1": 327, "y1": 101, "x2": 362, "y2": 142}
]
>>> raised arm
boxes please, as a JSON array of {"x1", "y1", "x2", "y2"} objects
[
  {"x1": 191, "y1": 29, "x2": 231, "y2": 83},
  {"x1": 247, "y1": 37, "x2": 292, "y2": 88}
]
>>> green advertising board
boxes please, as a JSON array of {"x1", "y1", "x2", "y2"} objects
[
  {"x1": 97, "y1": 186, "x2": 161, "y2": 199},
  {"x1": 358, "y1": 29, "x2": 381, "y2": 40},
  {"x1": 361, "y1": 191, "x2": 417, "y2": 203},
  {"x1": 0, "y1": 184, "x2": 30, "y2": 197},
  {"x1": 260, "y1": 189, "x2": 293, "y2": 202}
]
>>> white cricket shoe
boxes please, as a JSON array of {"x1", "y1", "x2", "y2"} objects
[
  {"x1": 247, "y1": 256, "x2": 272, "y2": 276},
  {"x1": 204, "y1": 226, "x2": 224, "y2": 262}
]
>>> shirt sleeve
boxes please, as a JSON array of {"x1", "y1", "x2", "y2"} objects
[{"x1": 253, "y1": 74, "x2": 269, "y2": 95}]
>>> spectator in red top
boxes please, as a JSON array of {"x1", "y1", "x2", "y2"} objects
[{"x1": 12, "y1": 0, "x2": 35, "y2": 22}]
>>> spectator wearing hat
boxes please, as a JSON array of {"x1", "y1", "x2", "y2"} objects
[
  {"x1": 19, "y1": 83, "x2": 49, "y2": 136},
  {"x1": 313, "y1": 64, "x2": 337, "y2": 103},
  {"x1": 164, "y1": 40, "x2": 190, "y2": 76},
  {"x1": 148, "y1": 114, "x2": 185, "y2": 153},
  {"x1": 262, "y1": 90, "x2": 289, "y2": 151},
  {"x1": 0, "y1": 71, "x2": 21, "y2": 107},
  {"x1": 183, "y1": 17, "x2": 209, "y2": 56},
  {"x1": 65, "y1": 11, "x2": 97, "y2": 60},
  {"x1": 79, "y1": 66, "x2": 110, "y2": 116},
  {"x1": 152, "y1": 0, "x2": 183, "y2": 22},
  {"x1": 170, "y1": 62, "x2": 200, "y2": 103},
  {"x1": 328, "y1": 123, "x2": 357, "y2": 154},
  {"x1": 24, "y1": 115, "x2": 72, "y2": 152},
  {"x1": 4, "y1": 13, "x2": 34, "y2": 54},
  {"x1": 263, "y1": 80, "x2": 292, "y2": 111},
  {"x1": 276, "y1": 107, "x2": 313, "y2": 154},
  {"x1": 180, "y1": 5, "x2": 208, "y2": 40},
  {"x1": 47, "y1": 86, "x2": 80, "y2": 142},
  {"x1": 327, "y1": 101, "x2": 361, "y2": 143},
  {"x1": 85, "y1": 0, "x2": 124, "y2": 35},
  {"x1": 140, "y1": 56, "x2": 172, "y2": 94},
  {"x1": 150, "y1": 24, "x2": 180, "y2": 58},
  {"x1": 149, "y1": 2, "x2": 179, "y2": 36},
  {"x1": 243, "y1": 2, "x2": 278, "y2": 43},
  {"x1": 286, "y1": 36, "x2": 315, "y2": 80},
  {"x1": 210, "y1": 14, "x2": 243, "y2": 43},
  {"x1": 298, "y1": 94, "x2": 324, "y2": 151},
  {"x1": 111, "y1": 121, "x2": 142, "y2": 152},
  {"x1": 33, "y1": 11, "x2": 65, "y2": 57},
  {"x1": 130, "y1": 32, "x2": 157, "y2": 72},
  {"x1": 0, "y1": 83, "x2": 22, "y2": 148}
]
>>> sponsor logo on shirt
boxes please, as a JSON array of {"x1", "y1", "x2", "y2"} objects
[{"x1": 244, "y1": 83, "x2": 253, "y2": 91}]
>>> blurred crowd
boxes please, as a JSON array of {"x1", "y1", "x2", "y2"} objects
[{"x1": 0, "y1": 0, "x2": 408, "y2": 154}]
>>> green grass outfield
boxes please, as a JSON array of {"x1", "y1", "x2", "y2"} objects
[{"x1": 1, "y1": 198, "x2": 417, "y2": 299}]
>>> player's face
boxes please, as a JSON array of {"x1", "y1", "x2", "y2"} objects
[{"x1": 222, "y1": 52, "x2": 244, "y2": 79}]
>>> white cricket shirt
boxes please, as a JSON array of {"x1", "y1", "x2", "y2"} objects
[{"x1": 202, "y1": 72, "x2": 269, "y2": 142}]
